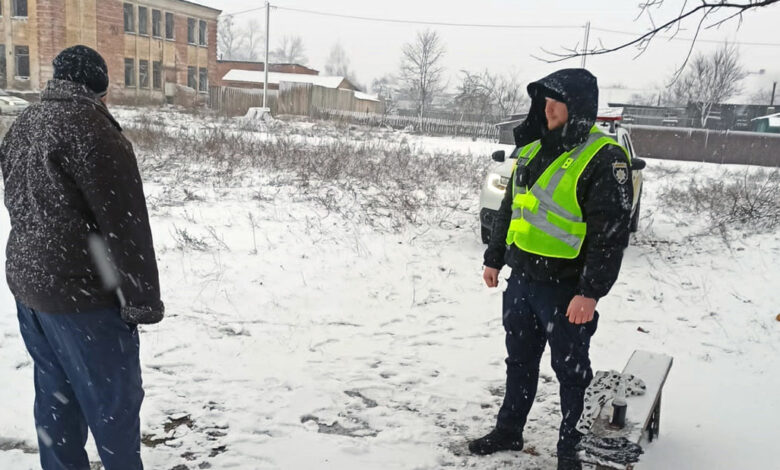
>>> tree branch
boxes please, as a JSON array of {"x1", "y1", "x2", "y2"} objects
[{"x1": 539, "y1": 0, "x2": 779, "y2": 65}]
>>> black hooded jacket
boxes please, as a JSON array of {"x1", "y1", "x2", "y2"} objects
[
  {"x1": 483, "y1": 69, "x2": 633, "y2": 300},
  {"x1": 0, "y1": 80, "x2": 162, "y2": 314}
]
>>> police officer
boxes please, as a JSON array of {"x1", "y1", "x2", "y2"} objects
[{"x1": 468, "y1": 68, "x2": 633, "y2": 470}]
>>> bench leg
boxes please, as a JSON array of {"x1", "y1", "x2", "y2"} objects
[{"x1": 648, "y1": 393, "x2": 662, "y2": 442}]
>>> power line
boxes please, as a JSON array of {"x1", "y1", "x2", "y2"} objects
[
  {"x1": 221, "y1": 5, "x2": 266, "y2": 19},
  {"x1": 226, "y1": 4, "x2": 582, "y2": 30},
  {"x1": 221, "y1": 4, "x2": 780, "y2": 48},
  {"x1": 275, "y1": 5, "x2": 583, "y2": 29}
]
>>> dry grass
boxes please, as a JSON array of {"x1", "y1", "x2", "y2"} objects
[
  {"x1": 660, "y1": 168, "x2": 780, "y2": 235},
  {"x1": 124, "y1": 113, "x2": 492, "y2": 232}
]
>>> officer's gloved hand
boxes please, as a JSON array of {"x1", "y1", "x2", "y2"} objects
[{"x1": 121, "y1": 301, "x2": 165, "y2": 325}]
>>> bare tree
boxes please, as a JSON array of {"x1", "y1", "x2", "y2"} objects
[
  {"x1": 399, "y1": 29, "x2": 447, "y2": 120},
  {"x1": 750, "y1": 87, "x2": 775, "y2": 106},
  {"x1": 324, "y1": 43, "x2": 363, "y2": 89},
  {"x1": 486, "y1": 73, "x2": 529, "y2": 117},
  {"x1": 454, "y1": 70, "x2": 529, "y2": 120},
  {"x1": 325, "y1": 43, "x2": 350, "y2": 76},
  {"x1": 271, "y1": 35, "x2": 308, "y2": 65},
  {"x1": 242, "y1": 19, "x2": 264, "y2": 62},
  {"x1": 541, "y1": 0, "x2": 779, "y2": 74},
  {"x1": 218, "y1": 16, "x2": 243, "y2": 60},
  {"x1": 454, "y1": 71, "x2": 494, "y2": 118},
  {"x1": 371, "y1": 75, "x2": 398, "y2": 114},
  {"x1": 673, "y1": 42, "x2": 746, "y2": 127}
]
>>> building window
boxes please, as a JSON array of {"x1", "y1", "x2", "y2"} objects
[
  {"x1": 138, "y1": 6, "x2": 148, "y2": 36},
  {"x1": 139, "y1": 60, "x2": 149, "y2": 88},
  {"x1": 152, "y1": 10, "x2": 161, "y2": 37},
  {"x1": 123, "y1": 3, "x2": 134, "y2": 33},
  {"x1": 124, "y1": 58, "x2": 135, "y2": 87},
  {"x1": 12, "y1": 0, "x2": 27, "y2": 17},
  {"x1": 198, "y1": 20, "x2": 207, "y2": 46},
  {"x1": 187, "y1": 18, "x2": 196, "y2": 45},
  {"x1": 198, "y1": 68, "x2": 207, "y2": 92},
  {"x1": 187, "y1": 66, "x2": 196, "y2": 89},
  {"x1": 165, "y1": 12, "x2": 174, "y2": 39},
  {"x1": 14, "y1": 46, "x2": 29, "y2": 78},
  {"x1": 152, "y1": 61, "x2": 162, "y2": 90}
]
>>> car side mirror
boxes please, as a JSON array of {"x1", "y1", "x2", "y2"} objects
[
  {"x1": 631, "y1": 158, "x2": 646, "y2": 171},
  {"x1": 492, "y1": 150, "x2": 506, "y2": 162}
]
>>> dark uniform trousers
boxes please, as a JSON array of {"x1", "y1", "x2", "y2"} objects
[{"x1": 496, "y1": 272, "x2": 598, "y2": 455}]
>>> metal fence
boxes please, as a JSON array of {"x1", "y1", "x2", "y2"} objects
[
  {"x1": 628, "y1": 125, "x2": 780, "y2": 167},
  {"x1": 312, "y1": 108, "x2": 500, "y2": 140}
]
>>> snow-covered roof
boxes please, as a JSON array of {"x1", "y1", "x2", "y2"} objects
[
  {"x1": 354, "y1": 91, "x2": 379, "y2": 102},
  {"x1": 751, "y1": 112, "x2": 780, "y2": 127},
  {"x1": 222, "y1": 70, "x2": 347, "y2": 89},
  {"x1": 597, "y1": 107, "x2": 624, "y2": 119}
]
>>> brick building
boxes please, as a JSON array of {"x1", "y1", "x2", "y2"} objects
[{"x1": 0, "y1": 0, "x2": 220, "y2": 103}]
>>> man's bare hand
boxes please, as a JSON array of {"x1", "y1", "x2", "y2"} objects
[
  {"x1": 483, "y1": 267, "x2": 499, "y2": 288},
  {"x1": 566, "y1": 295, "x2": 597, "y2": 324}
]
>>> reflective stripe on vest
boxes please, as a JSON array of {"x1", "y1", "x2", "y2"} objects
[{"x1": 506, "y1": 126, "x2": 629, "y2": 259}]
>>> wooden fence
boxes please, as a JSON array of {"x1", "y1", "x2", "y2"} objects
[
  {"x1": 208, "y1": 86, "x2": 278, "y2": 116},
  {"x1": 312, "y1": 108, "x2": 500, "y2": 140},
  {"x1": 277, "y1": 82, "x2": 383, "y2": 116},
  {"x1": 209, "y1": 83, "x2": 382, "y2": 117}
]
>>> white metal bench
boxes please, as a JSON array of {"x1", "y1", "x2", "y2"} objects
[{"x1": 589, "y1": 350, "x2": 674, "y2": 469}]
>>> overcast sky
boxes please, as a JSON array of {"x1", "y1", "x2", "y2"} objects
[{"x1": 200, "y1": 0, "x2": 780, "y2": 102}]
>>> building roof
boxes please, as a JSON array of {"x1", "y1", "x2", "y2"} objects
[
  {"x1": 222, "y1": 70, "x2": 351, "y2": 89},
  {"x1": 217, "y1": 60, "x2": 316, "y2": 69},
  {"x1": 176, "y1": 0, "x2": 222, "y2": 14},
  {"x1": 354, "y1": 91, "x2": 380, "y2": 102},
  {"x1": 751, "y1": 113, "x2": 780, "y2": 127}
]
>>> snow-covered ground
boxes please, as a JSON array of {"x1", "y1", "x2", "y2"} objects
[{"x1": 0, "y1": 109, "x2": 778, "y2": 469}]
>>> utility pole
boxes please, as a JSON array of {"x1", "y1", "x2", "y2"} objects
[
  {"x1": 581, "y1": 21, "x2": 591, "y2": 69},
  {"x1": 263, "y1": 1, "x2": 271, "y2": 109},
  {"x1": 771, "y1": 81, "x2": 777, "y2": 107}
]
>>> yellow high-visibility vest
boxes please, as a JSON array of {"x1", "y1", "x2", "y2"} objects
[{"x1": 506, "y1": 126, "x2": 630, "y2": 259}]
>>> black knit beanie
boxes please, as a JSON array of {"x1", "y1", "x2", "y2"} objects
[{"x1": 53, "y1": 45, "x2": 109, "y2": 96}]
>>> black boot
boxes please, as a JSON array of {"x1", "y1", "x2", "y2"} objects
[{"x1": 468, "y1": 427, "x2": 523, "y2": 455}]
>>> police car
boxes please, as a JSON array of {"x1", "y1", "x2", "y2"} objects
[{"x1": 479, "y1": 113, "x2": 645, "y2": 244}]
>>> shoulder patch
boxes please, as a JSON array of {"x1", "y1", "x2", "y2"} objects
[{"x1": 612, "y1": 162, "x2": 629, "y2": 185}]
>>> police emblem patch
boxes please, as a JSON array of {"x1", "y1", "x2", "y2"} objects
[{"x1": 613, "y1": 162, "x2": 629, "y2": 184}]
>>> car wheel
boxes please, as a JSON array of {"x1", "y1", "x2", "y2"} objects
[
  {"x1": 481, "y1": 226, "x2": 491, "y2": 244},
  {"x1": 630, "y1": 193, "x2": 641, "y2": 233}
]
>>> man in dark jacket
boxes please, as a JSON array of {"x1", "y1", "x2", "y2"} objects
[
  {"x1": 0, "y1": 45, "x2": 162, "y2": 470},
  {"x1": 468, "y1": 69, "x2": 633, "y2": 470}
]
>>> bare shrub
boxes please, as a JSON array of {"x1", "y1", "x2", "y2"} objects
[
  {"x1": 660, "y1": 168, "x2": 780, "y2": 234},
  {"x1": 171, "y1": 226, "x2": 211, "y2": 251},
  {"x1": 125, "y1": 113, "x2": 492, "y2": 232}
]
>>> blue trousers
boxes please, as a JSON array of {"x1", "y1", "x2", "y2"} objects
[
  {"x1": 16, "y1": 301, "x2": 144, "y2": 470},
  {"x1": 496, "y1": 275, "x2": 598, "y2": 454}
]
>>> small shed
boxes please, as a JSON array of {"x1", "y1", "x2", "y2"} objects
[{"x1": 751, "y1": 113, "x2": 780, "y2": 133}]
